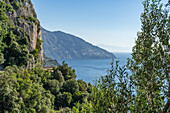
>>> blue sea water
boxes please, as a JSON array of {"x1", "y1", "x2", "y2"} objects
[
  {"x1": 58, "y1": 52, "x2": 168, "y2": 103},
  {"x1": 58, "y1": 52, "x2": 132, "y2": 84}
]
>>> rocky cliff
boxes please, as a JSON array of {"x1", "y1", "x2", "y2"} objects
[
  {"x1": 43, "y1": 54, "x2": 59, "y2": 67},
  {"x1": 0, "y1": 0, "x2": 43, "y2": 67}
]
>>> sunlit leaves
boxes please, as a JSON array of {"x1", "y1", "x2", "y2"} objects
[{"x1": 91, "y1": 0, "x2": 169, "y2": 112}]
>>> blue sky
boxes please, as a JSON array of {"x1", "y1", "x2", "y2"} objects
[{"x1": 31, "y1": 0, "x2": 168, "y2": 52}]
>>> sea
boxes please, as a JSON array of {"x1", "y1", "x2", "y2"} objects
[
  {"x1": 58, "y1": 52, "x2": 167, "y2": 103},
  {"x1": 58, "y1": 52, "x2": 132, "y2": 84}
]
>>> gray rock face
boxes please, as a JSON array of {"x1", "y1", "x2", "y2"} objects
[
  {"x1": 42, "y1": 27, "x2": 116, "y2": 60},
  {"x1": 3, "y1": 0, "x2": 43, "y2": 65}
]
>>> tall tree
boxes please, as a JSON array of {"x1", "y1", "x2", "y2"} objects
[
  {"x1": 91, "y1": 0, "x2": 169, "y2": 112},
  {"x1": 128, "y1": 0, "x2": 169, "y2": 112}
]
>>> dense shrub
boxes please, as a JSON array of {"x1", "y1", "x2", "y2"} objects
[
  {"x1": 0, "y1": 9, "x2": 9, "y2": 21},
  {"x1": 47, "y1": 79, "x2": 60, "y2": 95},
  {"x1": 0, "y1": 62, "x2": 92, "y2": 112},
  {"x1": 61, "y1": 79, "x2": 79, "y2": 95},
  {"x1": 53, "y1": 69, "x2": 65, "y2": 83},
  {"x1": 13, "y1": 1, "x2": 20, "y2": 9},
  {"x1": 0, "y1": 1, "x2": 32, "y2": 67},
  {"x1": 57, "y1": 61, "x2": 77, "y2": 80},
  {"x1": 0, "y1": 66, "x2": 55, "y2": 112}
]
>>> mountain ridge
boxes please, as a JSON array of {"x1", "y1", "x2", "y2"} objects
[{"x1": 42, "y1": 27, "x2": 116, "y2": 60}]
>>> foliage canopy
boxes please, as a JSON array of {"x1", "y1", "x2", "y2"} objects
[{"x1": 91, "y1": 0, "x2": 170, "y2": 112}]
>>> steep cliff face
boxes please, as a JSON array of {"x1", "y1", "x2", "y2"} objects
[{"x1": 0, "y1": 0, "x2": 43, "y2": 67}]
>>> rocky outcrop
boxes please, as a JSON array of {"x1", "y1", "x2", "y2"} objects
[
  {"x1": 2, "y1": 0, "x2": 43, "y2": 66},
  {"x1": 43, "y1": 54, "x2": 60, "y2": 67}
]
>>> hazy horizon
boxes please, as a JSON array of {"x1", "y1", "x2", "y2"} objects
[{"x1": 32, "y1": 0, "x2": 168, "y2": 53}]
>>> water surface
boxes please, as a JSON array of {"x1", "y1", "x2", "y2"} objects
[{"x1": 58, "y1": 52, "x2": 132, "y2": 84}]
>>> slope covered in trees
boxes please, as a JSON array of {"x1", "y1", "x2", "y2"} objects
[{"x1": 0, "y1": 62, "x2": 92, "y2": 112}]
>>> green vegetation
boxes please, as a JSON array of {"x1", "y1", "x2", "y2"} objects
[
  {"x1": 0, "y1": 0, "x2": 169, "y2": 112},
  {"x1": 28, "y1": 16, "x2": 36, "y2": 22},
  {"x1": 90, "y1": 0, "x2": 170, "y2": 112},
  {"x1": 0, "y1": 9, "x2": 9, "y2": 21},
  {"x1": 0, "y1": 62, "x2": 92, "y2": 112},
  {"x1": 0, "y1": 1, "x2": 15, "y2": 21},
  {"x1": 13, "y1": 1, "x2": 20, "y2": 9},
  {"x1": 37, "y1": 38, "x2": 43, "y2": 51},
  {"x1": 26, "y1": 16, "x2": 38, "y2": 25},
  {"x1": 30, "y1": 49, "x2": 39, "y2": 57},
  {"x1": 0, "y1": 65, "x2": 55, "y2": 112},
  {"x1": 0, "y1": 0, "x2": 41, "y2": 68},
  {"x1": 0, "y1": 0, "x2": 14, "y2": 12},
  {"x1": 0, "y1": 20, "x2": 31, "y2": 67},
  {"x1": 17, "y1": 16, "x2": 39, "y2": 25}
]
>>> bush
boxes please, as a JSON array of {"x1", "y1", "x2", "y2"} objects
[
  {"x1": 47, "y1": 79, "x2": 60, "y2": 95},
  {"x1": 55, "y1": 92, "x2": 72, "y2": 108},
  {"x1": 57, "y1": 61, "x2": 77, "y2": 80},
  {"x1": 30, "y1": 49, "x2": 38, "y2": 57},
  {"x1": 77, "y1": 79, "x2": 88, "y2": 93},
  {"x1": 0, "y1": 66, "x2": 55, "y2": 112},
  {"x1": 13, "y1": 1, "x2": 20, "y2": 9},
  {"x1": 61, "y1": 79, "x2": 79, "y2": 94},
  {"x1": 53, "y1": 69, "x2": 65, "y2": 83},
  {"x1": 28, "y1": 16, "x2": 36, "y2": 22},
  {"x1": 0, "y1": 9, "x2": 9, "y2": 21},
  {"x1": 37, "y1": 38, "x2": 43, "y2": 50}
]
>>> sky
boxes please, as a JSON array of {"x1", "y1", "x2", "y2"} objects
[{"x1": 31, "y1": 0, "x2": 168, "y2": 53}]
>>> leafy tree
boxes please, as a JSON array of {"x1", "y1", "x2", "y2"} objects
[
  {"x1": 47, "y1": 79, "x2": 60, "y2": 95},
  {"x1": 0, "y1": 66, "x2": 55, "y2": 112},
  {"x1": 55, "y1": 92, "x2": 72, "y2": 109},
  {"x1": 87, "y1": 83, "x2": 92, "y2": 93},
  {"x1": 53, "y1": 69, "x2": 65, "y2": 83},
  {"x1": 0, "y1": 9, "x2": 9, "y2": 21},
  {"x1": 4, "y1": 41, "x2": 30, "y2": 66},
  {"x1": 61, "y1": 79, "x2": 79, "y2": 95},
  {"x1": 91, "y1": 0, "x2": 170, "y2": 112},
  {"x1": 127, "y1": 0, "x2": 169, "y2": 112},
  {"x1": 57, "y1": 61, "x2": 77, "y2": 80},
  {"x1": 77, "y1": 79, "x2": 88, "y2": 93},
  {"x1": 0, "y1": 62, "x2": 92, "y2": 112},
  {"x1": 72, "y1": 99, "x2": 92, "y2": 113},
  {"x1": 72, "y1": 91, "x2": 88, "y2": 105},
  {"x1": 91, "y1": 62, "x2": 132, "y2": 113},
  {"x1": 0, "y1": 78, "x2": 21, "y2": 112}
]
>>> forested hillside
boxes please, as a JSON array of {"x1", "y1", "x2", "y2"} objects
[
  {"x1": 0, "y1": 0, "x2": 169, "y2": 112},
  {"x1": 0, "y1": 62, "x2": 92, "y2": 112},
  {"x1": 0, "y1": 1, "x2": 92, "y2": 112}
]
